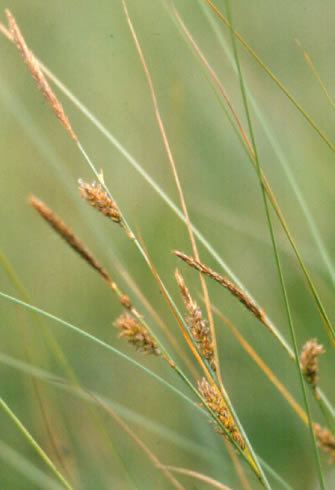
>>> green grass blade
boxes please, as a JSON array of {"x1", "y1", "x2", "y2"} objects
[
  {"x1": 224, "y1": 2, "x2": 326, "y2": 487},
  {"x1": 198, "y1": 1, "x2": 335, "y2": 287},
  {"x1": 0, "y1": 289, "x2": 197, "y2": 409},
  {"x1": 0, "y1": 398, "x2": 72, "y2": 490}
]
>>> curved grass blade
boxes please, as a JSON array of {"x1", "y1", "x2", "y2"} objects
[
  {"x1": 158, "y1": 465, "x2": 232, "y2": 490},
  {"x1": 0, "y1": 398, "x2": 72, "y2": 490},
  {"x1": 0, "y1": 289, "x2": 199, "y2": 410}
]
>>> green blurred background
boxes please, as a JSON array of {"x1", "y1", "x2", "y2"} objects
[{"x1": 0, "y1": 1, "x2": 334, "y2": 488}]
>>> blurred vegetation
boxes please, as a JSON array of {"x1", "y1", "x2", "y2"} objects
[{"x1": 0, "y1": 1, "x2": 334, "y2": 488}]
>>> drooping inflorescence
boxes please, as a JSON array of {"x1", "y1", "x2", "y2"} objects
[{"x1": 174, "y1": 251, "x2": 265, "y2": 323}]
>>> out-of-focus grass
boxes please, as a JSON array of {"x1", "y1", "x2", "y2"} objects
[{"x1": 0, "y1": 1, "x2": 334, "y2": 488}]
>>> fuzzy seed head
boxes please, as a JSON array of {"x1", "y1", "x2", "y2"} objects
[
  {"x1": 29, "y1": 195, "x2": 111, "y2": 283},
  {"x1": 5, "y1": 10, "x2": 77, "y2": 141},
  {"x1": 175, "y1": 269, "x2": 215, "y2": 370},
  {"x1": 174, "y1": 251, "x2": 265, "y2": 323},
  {"x1": 120, "y1": 294, "x2": 132, "y2": 310},
  {"x1": 198, "y1": 378, "x2": 245, "y2": 449},
  {"x1": 114, "y1": 314, "x2": 160, "y2": 356},
  {"x1": 301, "y1": 339, "x2": 325, "y2": 389},
  {"x1": 314, "y1": 424, "x2": 335, "y2": 463},
  {"x1": 78, "y1": 180, "x2": 122, "y2": 223}
]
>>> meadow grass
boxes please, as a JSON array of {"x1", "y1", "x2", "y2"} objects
[{"x1": 0, "y1": 2, "x2": 334, "y2": 489}]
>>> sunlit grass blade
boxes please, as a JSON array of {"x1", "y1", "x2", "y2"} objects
[{"x1": 158, "y1": 464, "x2": 232, "y2": 489}]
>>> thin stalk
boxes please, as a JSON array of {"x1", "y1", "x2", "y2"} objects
[
  {"x1": 121, "y1": 0, "x2": 223, "y2": 394},
  {"x1": 224, "y1": 2, "x2": 325, "y2": 487},
  {"x1": 204, "y1": 0, "x2": 335, "y2": 154},
  {"x1": 157, "y1": 465, "x2": 232, "y2": 490},
  {"x1": 298, "y1": 43, "x2": 335, "y2": 111},
  {"x1": 0, "y1": 248, "x2": 135, "y2": 485},
  {"x1": 0, "y1": 397, "x2": 72, "y2": 490},
  {"x1": 92, "y1": 395, "x2": 185, "y2": 490},
  {"x1": 195, "y1": 1, "x2": 335, "y2": 288},
  {"x1": 0, "y1": 249, "x2": 72, "y2": 477}
]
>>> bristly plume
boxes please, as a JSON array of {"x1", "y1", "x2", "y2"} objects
[
  {"x1": 314, "y1": 424, "x2": 335, "y2": 464},
  {"x1": 78, "y1": 180, "x2": 122, "y2": 224},
  {"x1": 29, "y1": 195, "x2": 111, "y2": 283},
  {"x1": 301, "y1": 339, "x2": 325, "y2": 389},
  {"x1": 174, "y1": 251, "x2": 265, "y2": 323},
  {"x1": 198, "y1": 378, "x2": 245, "y2": 450},
  {"x1": 5, "y1": 10, "x2": 77, "y2": 141},
  {"x1": 175, "y1": 269, "x2": 215, "y2": 370},
  {"x1": 114, "y1": 313, "x2": 160, "y2": 356}
]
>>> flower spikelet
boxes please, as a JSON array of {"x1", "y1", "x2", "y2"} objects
[
  {"x1": 198, "y1": 378, "x2": 245, "y2": 450},
  {"x1": 301, "y1": 339, "x2": 325, "y2": 389},
  {"x1": 115, "y1": 314, "x2": 160, "y2": 356},
  {"x1": 5, "y1": 9, "x2": 77, "y2": 141},
  {"x1": 175, "y1": 269, "x2": 215, "y2": 370},
  {"x1": 314, "y1": 424, "x2": 335, "y2": 463},
  {"x1": 174, "y1": 251, "x2": 265, "y2": 323},
  {"x1": 79, "y1": 180, "x2": 122, "y2": 223}
]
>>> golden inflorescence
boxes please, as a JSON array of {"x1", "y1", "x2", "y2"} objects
[
  {"x1": 300, "y1": 339, "x2": 325, "y2": 390},
  {"x1": 198, "y1": 378, "x2": 245, "y2": 450},
  {"x1": 78, "y1": 180, "x2": 122, "y2": 224},
  {"x1": 175, "y1": 269, "x2": 215, "y2": 371},
  {"x1": 114, "y1": 314, "x2": 161, "y2": 356}
]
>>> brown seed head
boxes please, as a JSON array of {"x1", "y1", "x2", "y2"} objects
[
  {"x1": 78, "y1": 180, "x2": 122, "y2": 223},
  {"x1": 314, "y1": 424, "x2": 335, "y2": 463},
  {"x1": 175, "y1": 269, "x2": 215, "y2": 370},
  {"x1": 114, "y1": 313, "x2": 160, "y2": 356},
  {"x1": 29, "y1": 195, "x2": 110, "y2": 283},
  {"x1": 174, "y1": 251, "x2": 265, "y2": 323},
  {"x1": 198, "y1": 378, "x2": 245, "y2": 449},
  {"x1": 120, "y1": 294, "x2": 132, "y2": 310},
  {"x1": 5, "y1": 10, "x2": 77, "y2": 141},
  {"x1": 300, "y1": 339, "x2": 325, "y2": 389}
]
